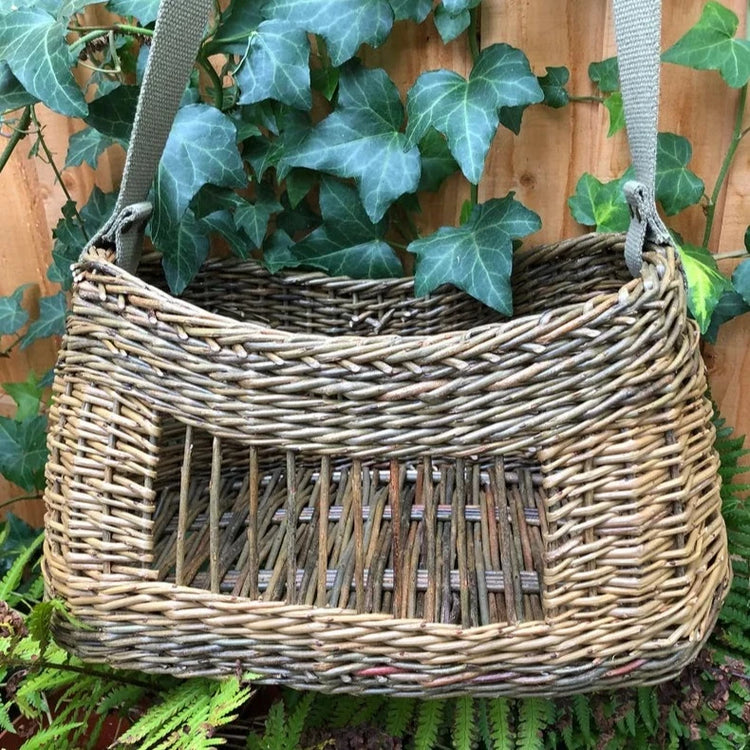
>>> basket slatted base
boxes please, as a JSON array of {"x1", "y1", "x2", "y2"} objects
[{"x1": 43, "y1": 234, "x2": 731, "y2": 696}]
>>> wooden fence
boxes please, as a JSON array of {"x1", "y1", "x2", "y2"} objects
[{"x1": 1, "y1": 0, "x2": 748, "y2": 526}]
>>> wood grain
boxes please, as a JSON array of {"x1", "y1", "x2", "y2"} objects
[{"x1": 1, "y1": 1, "x2": 748, "y2": 523}]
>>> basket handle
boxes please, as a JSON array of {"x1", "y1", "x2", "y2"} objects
[{"x1": 87, "y1": 0, "x2": 671, "y2": 277}]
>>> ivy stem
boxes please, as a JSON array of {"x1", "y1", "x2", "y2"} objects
[
  {"x1": 713, "y1": 249, "x2": 749, "y2": 262},
  {"x1": 0, "y1": 494, "x2": 42, "y2": 513},
  {"x1": 68, "y1": 24, "x2": 152, "y2": 54},
  {"x1": 569, "y1": 95, "x2": 605, "y2": 104},
  {"x1": 199, "y1": 51, "x2": 224, "y2": 110},
  {"x1": 0, "y1": 106, "x2": 32, "y2": 174},
  {"x1": 702, "y1": 82, "x2": 747, "y2": 249},
  {"x1": 467, "y1": 8, "x2": 481, "y2": 207},
  {"x1": 29, "y1": 108, "x2": 88, "y2": 240}
]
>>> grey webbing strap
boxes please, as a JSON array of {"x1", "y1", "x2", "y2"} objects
[
  {"x1": 613, "y1": 0, "x2": 671, "y2": 275},
  {"x1": 90, "y1": 0, "x2": 669, "y2": 277},
  {"x1": 86, "y1": 0, "x2": 212, "y2": 272}
]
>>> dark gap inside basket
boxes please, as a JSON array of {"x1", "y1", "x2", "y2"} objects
[
  {"x1": 138, "y1": 234, "x2": 631, "y2": 336},
  {"x1": 151, "y1": 419, "x2": 548, "y2": 627}
]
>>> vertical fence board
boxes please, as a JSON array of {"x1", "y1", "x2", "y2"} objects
[{"x1": 0, "y1": 1, "x2": 748, "y2": 522}]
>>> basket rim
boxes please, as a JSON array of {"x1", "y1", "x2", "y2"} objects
[{"x1": 76, "y1": 232, "x2": 677, "y2": 348}]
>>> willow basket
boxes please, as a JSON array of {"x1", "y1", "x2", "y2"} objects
[{"x1": 43, "y1": 233, "x2": 730, "y2": 697}]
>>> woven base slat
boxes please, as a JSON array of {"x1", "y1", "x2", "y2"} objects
[{"x1": 43, "y1": 233, "x2": 731, "y2": 696}]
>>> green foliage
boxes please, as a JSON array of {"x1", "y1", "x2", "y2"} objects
[
  {"x1": 662, "y1": 1, "x2": 750, "y2": 88},
  {"x1": 406, "y1": 44, "x2": 542, "y2": 184},
  {"x1": 0, "y1": 414, "x2": 47, "y2": 492},
  {"x1": 654, "y1": 132, "x2": 704, "y2": 215},
  {"x1": 433, "y1": 3, "x2": 471, "y2": 43},
  {"x1": 20, "y1": 291, "x2": 66, "y2": 348},
  {"x1": 0, "y1": 286, "x2": 30, "y2": 336},
  {"x1": 568, "y1": 172, "x2": 631, "y2": 232},
  {"x1": 538, "y1": 66, "x2": 569, "y2": 108},
  {"x1": 453, "y1": 696, "x2": 478, "y2": 750},
  {"x1": 677, "y1": 243, "x2": 734, "y2": 333},
  {"x1": 414, "y1": 699, "x2": 445, "y2": 750},
  {"x1": 64, "y1": 126, "x2": 116, "y2": 169},
  {"x1": 281, "y1": 62, "x2": 421, "y2": 222},
  {"x1": 0, "y1": 6, "x2": 87, "y2": 116},
  {"x1": 408, "y1": 194, "x2": 541, "y2": 314}
]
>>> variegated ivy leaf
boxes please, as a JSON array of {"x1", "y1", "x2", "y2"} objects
[
  {"x1": 281, "y1": 63, "x2": 421, "y2": 222},
  {"x1": 408, "y1": 194, "x2": 541, "y2": 315},
  {"x1": 568, "y1": 172, "x2": 631, "y2": 233},
  {"x1": 406, "y1": 44, "x2": 543, "y2": 184},
  {"x1": 261, "y1": 0, "x2": 394, "y2": 66},
  {"x1": 0, "y1": 7, "x2": 87, "y2": 116},
  {"x1": 662, "y1": 1, "x2": 750, "y2": 88},
  {"x1": 677, "y1": 243, "x2": 734, "y2": 333},
  {"x1": 265, "y1": 179, "x2": 401, "y2": 278}
]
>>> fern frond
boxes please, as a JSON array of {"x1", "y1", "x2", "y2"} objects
[
  {"x1": 515, "y1": 698, "x2": 554, "y2": 750},
  {"x1": 636, "y1": 688, "x2": 658, "y2": 736},
  {"x1": 260, "y1": 700, "x2": 288, "y2": 749},
  {"x1": 0, "y1": 531, "x2": 43, "y2": 605},
  {"x1": 385, "y1": 697, "x2": 416, "y2": 737},
  {"x1": 570, "y1": 694, "x2": 592, "y2": 745},
  {"x1": 487, "y1": 697, "x2": 514, "y2": 750},
  {"x1": 19, "y1": 720, "x2": 84, "y2": 749},
  {"x1": 0, "y1": 700, "x2": 14, "y2": 733},
  {"x1": 285, "y1": 691, "x2": 314, "y2": 749},
  {"x1": 330, "y1": 695, "x2": 365, "y2": 728},
  {"x1": 452, "y1": 696, "x2": 477, "y2": 750},
  {"x1": 414, "y1": 700, "x2": 444, "y2": 750}
]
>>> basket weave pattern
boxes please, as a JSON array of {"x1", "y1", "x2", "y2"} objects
[{"x1": 43, "y1": 233, "x2": 730, "y2": 696}]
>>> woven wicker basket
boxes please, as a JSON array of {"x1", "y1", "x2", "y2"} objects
[{"x1": 42, "y1": 233, "x2": 730, "y2": 697}]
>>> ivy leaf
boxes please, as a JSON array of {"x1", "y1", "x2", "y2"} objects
[
  {"x1": 261, "y1": 0, "x2": 394, "y2": 66},
  {"x1": 433, "y1": 5, "x2": 470, "y2": 43},
  {"x1": 704, "y1": 288, "x2": 750, "y2": 343},
  {"x1": 20, "y1": 291, "x2": 67, "y2": 349},
  {"x1": 662, "y1": 1, "x2": 750, "y2": 88},
  {"x1": 539, "y1": 66, "x2": 569, "y2": 108},
  {"x1": 677, "y1": 243, "x2": 733, "y2": 333},
  {"x1": 406, "y1": 44, "x2": 543, "y2": 184},
  {"x1": 0, "y1": 8, "x2": 87, "y2": 116},
  {"x1": 281, "y1": 63, "x2": 421, "y2": 222},
  {"x1": 733, "y1": 258, "x2": 750, "y2": 307},
  {"x1": 235, "y1": 20, "x2": 311, "y2": 110},
  {"x1": 408, "y1": 193, "x2": 541, "y2": 314},
  {"x1": 48, "y1": 188, "x2": 117, "y2": 288},
  {"x1": 158, "y1": 209, "x2": 211, "y2": 294},
  {"x1": 65, "y1": 127, "x2": 116, "y2": 169},
  {"x1": 311, "y1": 66, "x2": 339, "y2": 100},
  {"x1": 199, "y1": 210, "x2": 251, "y2": 258},
  {"x1": 0, "y1": 414, "x2": 47, "y2": 492},
  {"x1": 106, "y1": 0, "x2": 159, "y2": 24},
  {"x1": 267, "y1": 179, "x2": 401, "y2": 278},
  {"x1": 441, "y1": 0, "x2": 481, "y2": 11},
  {"x1": 389, "y1": 0, "x2": 431, "y2": 22},
  {"x1": 0, "y1": 287, "x2": 29, "y2": 337},
  {"x1": 84, "y1": 85, "x2": 139, "y2": 143},
  {"x1": 418, "y1": 128, "x2": 458, "y2": 192},
  {"x1": 285, "y1": 169, "x2": 316, "y2": 207},
  {"x1": 568, "y1": 173, "x2": 631, "y2": 232},
  {"x1": 603, "y1": 91, "x2": 624, "y2": 136},
  {"x1": 3, "y1": 372, "x2": 45, "y2": 421},
  {"x1": 655, "y1": 133, "x2": 704, "y2": 215},
  {"x1": 151, "y1": 104, "x2": 246, "y2": 283},
  {"x1": 0, "y1": 61, "x2": 37, "y2": 113},
  {"x1": 745, "y1": 226, "x2": 750, "y2": 253},
  {"x1": 588, "y1": 57, "x2": 619, "y2": 92}
]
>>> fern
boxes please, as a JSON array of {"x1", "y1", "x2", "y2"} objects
[
  {"x1": 515, "y1": 698, "x2": 554, "y2": 750},
  {"x1": 19, "y1": 720, "x2": 85, "y2": 749},
  {"x1": 0, "y1": 699, "x2": 14, "y2": 733},
  {"x1": 0, "y1": 530, "x2": 43, "y2": 605},
  {"x1": 385, "y1": 697, "x2": 416, "y2": 737},
  {"x1": 569, "y1": 694, "x2": 592, "y2": 746},
  {"x1": 414, "y1": 700, "x2": 445, "y2": 750},
  {"x1": 248, "y1": 700, "x2": 287, "y2": 750},
  {"x1": 452, "y1": 696, "x2": 477, "y2": 750},
  {"x1": 487, "y1": 697, "x2": 514, "y2": 750},
  {"x1": 116, "y1": 677, "x2": 250, "y2": 750},
  {"x1": 636, "y1": 688, "x2": 658, "y2": 736}
]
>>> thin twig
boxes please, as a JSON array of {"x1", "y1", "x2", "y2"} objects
[
  {"x1": 0, "y1": 106, "x2": 32, "y2": 173},
  {"x1": 703, "y1": 83, "x2": 747, "y2": 249},
  {"x1": 29, "y1": 109, "x2": 88, "y2": 240}
]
